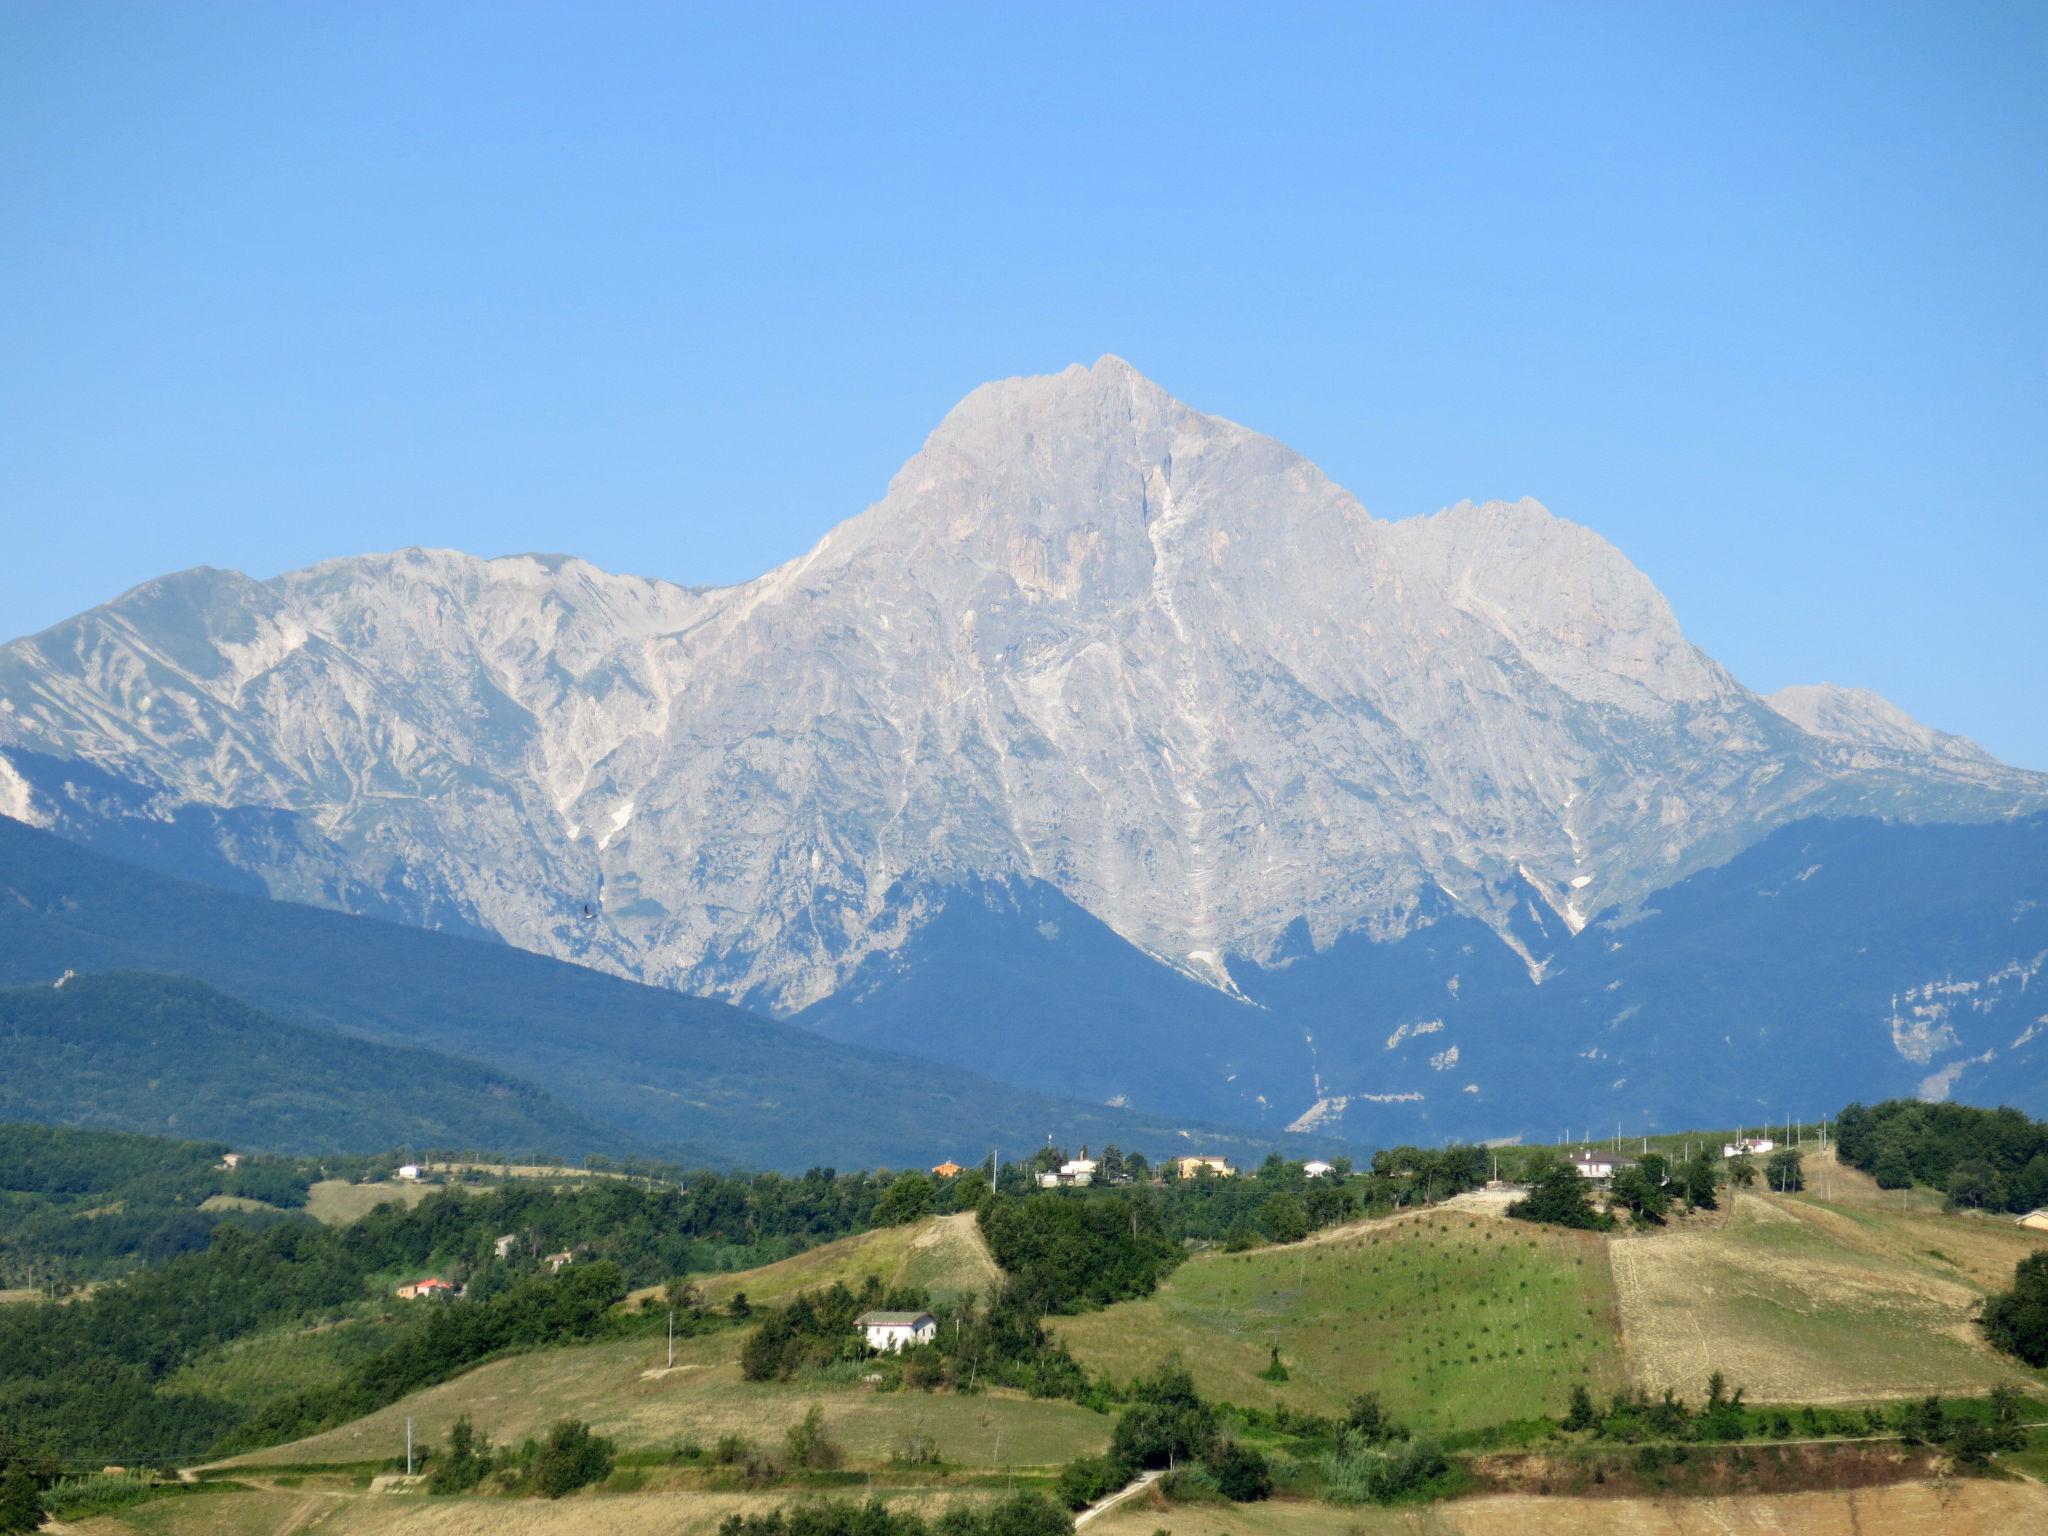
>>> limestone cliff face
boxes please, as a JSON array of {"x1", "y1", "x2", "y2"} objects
[{"x1": 3, "y1": 358, "x2": 2039, "y2": 1010}]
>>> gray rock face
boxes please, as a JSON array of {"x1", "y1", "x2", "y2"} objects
[{"x1": 3, "y1": 358, "x2": 2041, "y2": 1011}]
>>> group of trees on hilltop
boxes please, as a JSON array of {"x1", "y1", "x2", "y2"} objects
[{"x1": 1836, "y1": 1100, "x2": 2048, "y2": 1212}]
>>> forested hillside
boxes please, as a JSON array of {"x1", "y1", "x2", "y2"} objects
[
  {"x1": 0, "y1": 973, "x2": 632, "y2": 1158},
  {"x1": 0, "y1": 817, "x2": 1290, "y2": 1169}
]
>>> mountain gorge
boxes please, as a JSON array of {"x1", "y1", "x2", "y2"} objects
[{"x1": 3, "y1": 357, "x2": 2043, "y2": 1147}]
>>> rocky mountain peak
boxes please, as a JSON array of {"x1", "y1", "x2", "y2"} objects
[
  {"x1": 1766, "y1": 683, "x2": 1997, "y2": 767},
  {"x1": 3, "y1": 359, "x2": 2043, "y2": 1018}
]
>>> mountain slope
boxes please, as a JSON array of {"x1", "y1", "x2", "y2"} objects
[
  {"x1": 0, "y1": 971, "x2": 634, "y2": 1157},
  {"x1": 0, "y1": 819, "x2": 1286, "y2": 1168},
  {"x1": 4, "y1": 359, "x2": 2039, "y2": 1028}
]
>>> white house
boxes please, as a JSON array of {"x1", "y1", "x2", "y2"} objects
[
  {"x1": 1303, "y1": 1160, "x2": 1336, "y2": 1179},
  {"x1": 857, "y1": 1309, "x2": 937, "y2": 1352},
  {"x1": 1038, "y1": 1155, "x2": 1098, "y2": 1188},
  {"x1": 2016, "y1": 1209, "x2": 2048, "y2": 1233},
  {"x1": 1571, "y1": 1152, "x2": 1616, "y2": 1179},
  {"x1": 1721, "y1": 1137, "x2": 1776, "y2": 1159},
  {"x1": 396, "y1": 1163, "x2": 423, "y2": 1181}
]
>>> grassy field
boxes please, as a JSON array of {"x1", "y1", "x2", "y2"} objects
[
  {"x1": 1610, "y1": 1154, "x2": 2048, "y2": 1403},
  {"x1": 226, "y1": 1215, "x2": 1065, "y2": 1473},
  {"x1": 164, "y1": 1317, "x2": 406, "y2": 1410},
  {"x1": 637, "y1": 1212, "x2": 1002, "y2": 1309},
  {"x1": 304, "y1": 1179, "x2": 438, "y2": 1225},
  {"x1": 1058, "y1": 1209, "x2": 1624, "y2": 1431},
  {"x1": 198, "y1": 1194, "x2": 286, "y2": 1215},
  {"x1": 222, "y1": 1322, "x2": 1108, "y2": 1471}
]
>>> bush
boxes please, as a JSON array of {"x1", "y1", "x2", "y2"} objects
[
  {"x1": 1055, "y1": 1455, "x2": 1124, "y2": 1510},
  {"x1": 532, "y1": 1418, "x2": 614, "y2": 1498},
  {"x1": 784, "y1": 1404, "x2": 843, "y2": 1470},
  {"x1": 1205, "y1": 1441, "x2": 1272, "y2": 1501},
  {"x1": 427, "y1": 1414, "x2": 492, "y2": 1494},
  {"x1": 1322, "y1": 1434, "x2": 1449, "y2": 1505}
]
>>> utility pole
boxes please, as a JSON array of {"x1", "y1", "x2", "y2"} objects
[
  {"x1": 406, "y1": 1416, "x2": 415, "y2": 1477},
  {"x1": 667, "y1": 1307, "x2": 676, "y2": 1370}
]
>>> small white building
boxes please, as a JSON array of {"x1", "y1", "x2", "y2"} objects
[
  {"x1": 217, "y1": 1152, "x2": 243, "y2": 1171},
  {"x1": 2016, "y1": 1209, "x2": 2048, "y2": 1233},
  {"x1": 1721, "y1": 1137, "x2": 1776, "y2": 1159},
  {"x1": 396, "y1": 1163, "x2": 423, "y2": 1181},
  {"x1": 857, "y1": 1309, "x2": 937, "y2": 1352},
  {"x1": 1303, "y1": 1160, "x2": 1336, "y2": 1179},
  {"x1": 1571, "y1": 1152, "x2": 1616, "y2": 1179},
  {"x1": 1038, "y1": 1154, "x2": 1098, "y2": 1188}
]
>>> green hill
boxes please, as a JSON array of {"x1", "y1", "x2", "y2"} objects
[
  {"x1": 0, "y1": 817, "x2": 1293, "y2": 1169},
  {"x1": 0, "y1": 973, "x2": 629, "y2": 1157}
]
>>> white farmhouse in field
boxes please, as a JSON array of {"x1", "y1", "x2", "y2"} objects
[
  {"x1": 857, "y1": 1309, "x2": 937, "y2": 1352},
  {"x1": 1721, "y1": 1137, "x2": 1776, "y2": 1159},
  {"x1": 1571, "y1": 1151, "x2": 1615, "y2": 1179},
  {"x1": 1303, "y1": 1160, "x2": 1336, "y2": 1178},
  {"x1": 2016, "y1": 1209, "x2": 2048, "y2": 1233},
  {"x1": 396, "y1": 1163, "x2": 423, "y2": 1181}
]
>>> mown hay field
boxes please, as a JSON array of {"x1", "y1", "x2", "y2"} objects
[
  {"x1": 1610, "y1": 1175, "x2": 2048, "y2": 1403},
  {"x1": 630, "y1": 1212, "x2": 1002, "y2": 1310},
  {"x1": 304, "y1": 1179, "x2": 438, "y2": 1225},
  {"x1": 223, "y1": 1324, "x2": 1107, "y2": 1471},
  {"x1": 1058, "y1": 1210, "x2": 1623, "y2": 1431}
]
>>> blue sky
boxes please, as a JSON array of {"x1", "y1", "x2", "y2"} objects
[{"x1": 3, "y1": 2, "x2": 2043, "y2": 765}]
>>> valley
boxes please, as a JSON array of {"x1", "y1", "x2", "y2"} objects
[{"x1": 10, "y1": 1119, "x2": 2047, "y2": 1536}]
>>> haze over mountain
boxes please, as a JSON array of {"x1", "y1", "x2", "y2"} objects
[{"x1": 2, "y1": 359, "x2": 2043, "y2": 1142}]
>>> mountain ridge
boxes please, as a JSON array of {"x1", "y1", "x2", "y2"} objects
[{"x1": 2, "y1": 358, "x2": 2041, "y2": 1052}]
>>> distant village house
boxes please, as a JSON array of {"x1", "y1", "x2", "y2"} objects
[
  {"x1": 1303, "y1": 1159, "x2": 1335, "y2": 1178},
  {"x1": 216, "y1": 1152, "x2": 242, "y2": 1171},
  {"x1": 1571, "y1": 1151, "x2": 1620, "y2": 1180},
  {"x1": 396, "y1": 1276, "x2": 455, "y2": 1300},
  {"x1": 1721, "y1": 1137, "x2": 1776, "y2": 1159},
  {"x1": 396, "y1": 1164, "x2": 423, "y2": 1181},
  {"x1": 1038, "y1": 1151, "x2": 1098, "y2": 1188},
  {"x1": 1174, "y1": 1155, "x2": 1235, "y2": 1179},
  {"x1": 544, "y1": 1250, "x2": 574, "y2": 1273},
  {"x1": 857, "y1": 1309, "x2": 936, "y2": 1352},
  {"x1": 2017, "y1": 1209, "x2": 2048, "y2": 1233},
  {"x1": 930, "y1": 1160, "x2": 966, "y2": 1178}
]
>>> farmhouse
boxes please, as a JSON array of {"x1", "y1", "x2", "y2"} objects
[
  {"x1": 2017, "y1": 1209, "x2": 2048, "y2": 1233},
  {"x1": 396, "y1": 1276, "x2": 454, "y2": 1300},
  {"x1": 1303, "y1": 1159, "x2": 1336, "y2": 1178},
  {"x1": 857, "y1": 1309, "x2": 936, "y2": 1352},
  {"x1": 543, "y1": 1250, "x2": 574, "y2": 1273},
  {"x1": 1175, "y1": 1155, "x2": 1236, "y2": 1179},
  {"x1": 1571, "y1": 1151, "x2": 1619, "y2": 1179},
  {"x1": 1038, "y1": 1153, "x2": 1098, "y2": 1188},
  {"x1": 216, "y1": 1152, "x2": 242, "y2": 1171},
  {"x1": 396, "y1": 1163, "x2": 423, "y2": 1181},
  {"x1": 1721, "y1": 1137, "x2": 1776, "y2": 1158},
  {"x1": 931, "y1": 1160, "x2": 966, "y2": 1178}
]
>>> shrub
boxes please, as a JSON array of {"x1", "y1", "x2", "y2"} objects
[
  {"x1": 1321, "y1": 1434, "x2": 1449, "y2": 1505},
  {"x1": 784, "y1": 1404, "x2": 844, "y2": 1471},
  {"x1": 533, "y1": 1418, "x2": 614, "y2": 1498},
  {"x1": 1205, "y1": 1441, "x2": 1272, "y2": 1502},
  {"x1": 1055, "y1": 1455, "x2": 1124, "y2": 1510},
  {"x1": 427, "y1": 1414, "x2": 491, "y2": 1494}
]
